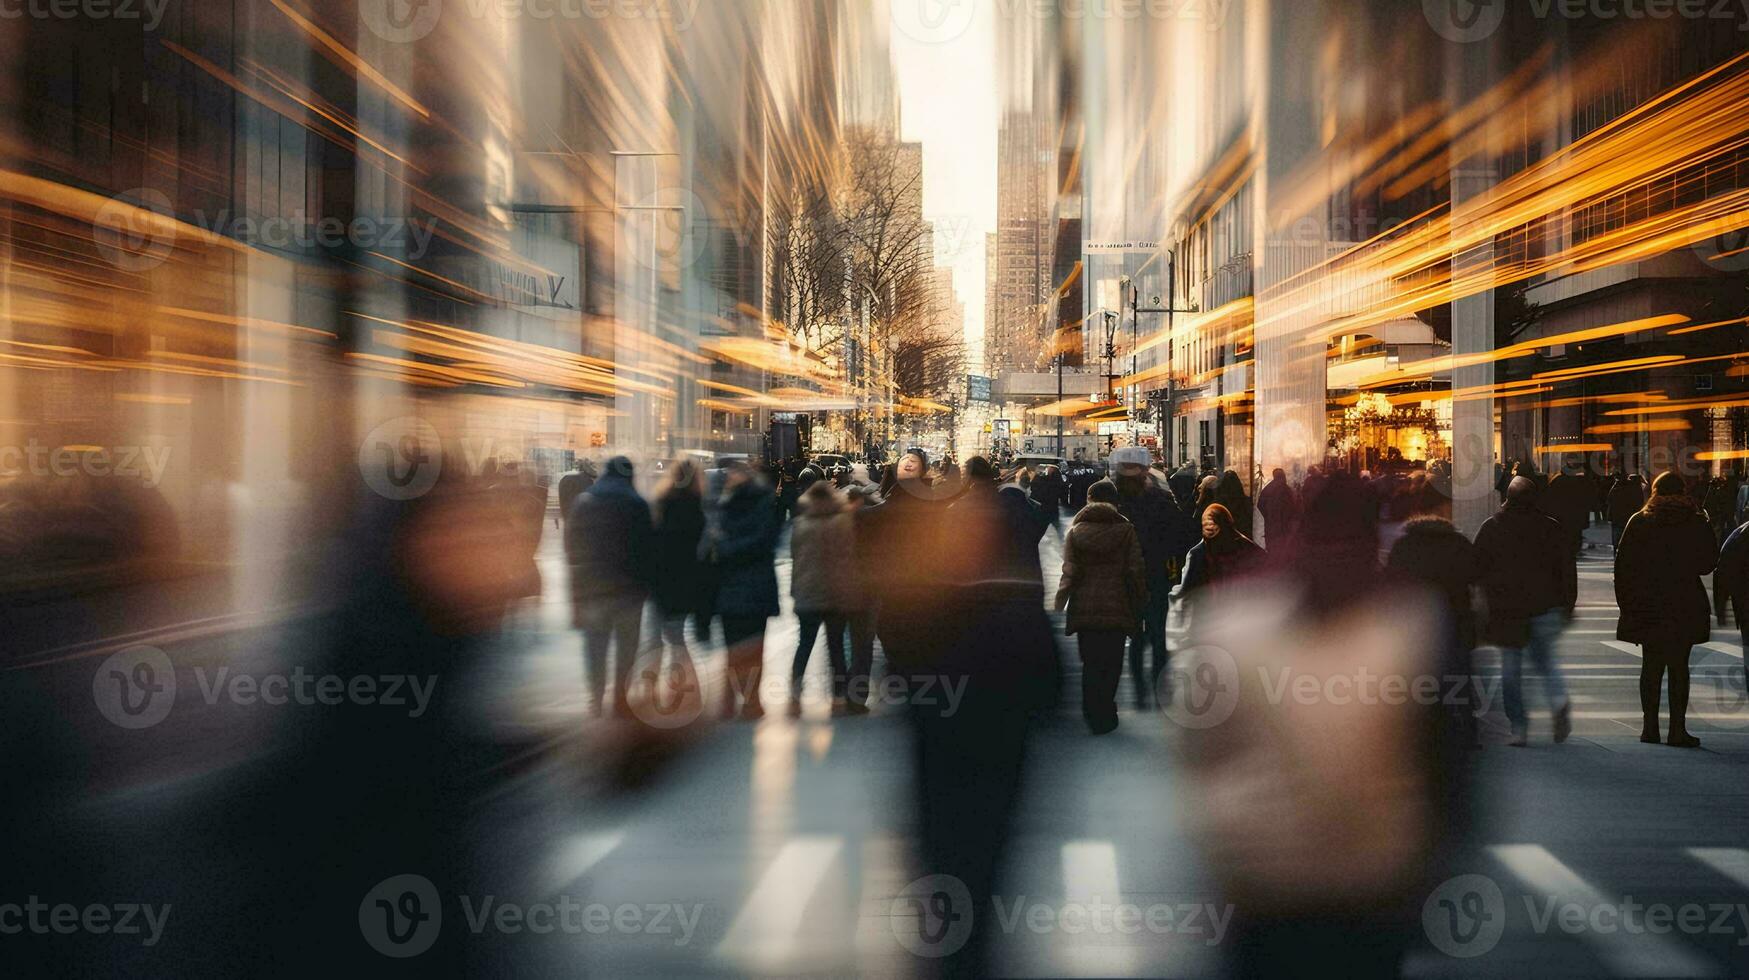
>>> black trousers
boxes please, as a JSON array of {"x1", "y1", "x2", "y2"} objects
[
  {"x1": 1078, "y1": 630, "x2": 1126, "y2": 733},
  {"x1": 1127, "y1": 587, "x2": 1169, "y2": 705},
  {"x1": 721, "y1": 615, "x2": 767, "y2": 713},
  {"x1": 1640, "y1": 641, "x2": 1693, "y2": 734},
  {"x1": 792, "y1": 611, "x2": 849, "y2": 699},
  {"x1": 846, "y1": 608, "x2": 876, "y2": 704},
  {"x1": 581, "y1": 597, "x2": 643, "y2": 715}
]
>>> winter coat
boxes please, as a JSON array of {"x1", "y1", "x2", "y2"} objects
[
  {"x1": 1256, "y1": 476, "x2": 1299, "y2": 546},
  {"x1": 856, "y1": 484, "x2": 950, "y2": 669},
  {"x1": 1386, "y1": 517, "x2": 1481, "y2": 655},
  {"x1": 1542, "y1": 472, "x2": 1597, "y2": 550},
  {"x1": 556, "y1": 468, "x2": 596, "y2": 523},
  {"x1": 1115, "y1": 478, "x2": 1189, "y2": 589},
  {"x1": 1614, "y1": 495, "x2": 1718, "y2": 647},
  {"x1": 1029, "y1": 471, "x2": 1066, "y2": 515},
  {"x1": 937, "y1": 483, "x2": 1059, "y2": 706},
  {"x1": 565, "y1": 465, "x2": 653, "y2": 621},
  {"x1": 1179, "y1": 531, "x2": 1265, "y2": 599},
  {"x1": 651, "y1": 490, "x2": 706, "y2": 617},
  {"x1": 1474, "y1": 499, "x2": 1574, "y2": 646},
  {"x1": 1053, "y1": 503, "x2": 1147, "y2": 634},
  {"x1": 1605, "y1": 478, "x2": 1645, "y2": 525},
  {"x1": 709, "y1": 479, "x2": 781, "y2": 619},
  {"x1": 789, "y1": 489, "x2": 859, "y2": 613},
  {"x1": 1215, "y1": 473, "x2": 1255, "y2": 539},
  {"x1": 1716, "y1": 521, "x2": 1749, "y2": 625}
]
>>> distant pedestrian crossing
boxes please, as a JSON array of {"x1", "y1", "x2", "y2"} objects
[{"x1": 522, "y1": 826, "x2": 1749, "y2": 977}]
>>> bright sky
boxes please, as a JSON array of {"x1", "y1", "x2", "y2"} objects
[{"x1": 888, "y1": 3, "x2": 998, "y2": 365}]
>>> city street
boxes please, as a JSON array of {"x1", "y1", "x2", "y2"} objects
[{"x1": 14, "y1": 511, "x2": 1749, "y2": 977}]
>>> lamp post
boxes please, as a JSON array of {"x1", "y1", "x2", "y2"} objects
[{"x1": 1128, "y1": 250, "x2": 1195, "y2": 463}]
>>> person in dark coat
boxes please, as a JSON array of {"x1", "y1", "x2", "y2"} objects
[
  {"x1": 1053, "y1": 479, "x2": 1146, "y2": 734},
  {"x1": 1475, "y1": 476, "x2": 1574, "y2": 746},
  {"x1": 566, "y1": 456, "x2": 653, "y2": 717},
  {"x1": 651, "y1": 457, "x2": 707, "y2": 667},
  {"x1": 709, "y1": 461, "x2": 781, "y2": 719},
  {"x1": 1615, "y1": 472, "x2": 1718, "y2": 747},
  {"x1": 787, "y1": 482, "x2": 856, "y2": 715},
  {"x1": 1543, "y1": 463, "x2": 1599, "y2": 556},
  {"x1": 1110, "y1": 446, "x2": 1184, "y2": 707},
  {"x1": 1387, "y1": 517, "x2": 1483, "y2": 749},
  {"x1": 1214, "y1": 469, "x2": 1254, "y2": 539},
  {"x1": 1716, "y1": 517, "x2": 1749, "y2": 712},
  {"x1": 1606, "y1": 473, "x2": 1646, "y2": 549},
  {"x1": 1256, "y1": 467, "x2": 1300, "y2": 551},
  {"x1": 1178, "y1": 502, "x2": 1265, "y2": 600},
  {"x1": 1029, "y1": 464, "x2": 1067, "y2": 526},
  {"x1": 908, "y1": 456, "x2": 1055, "y2": 974},
  {"x1": 555, "y1": 458, "x2": 597, "y2": 528}
]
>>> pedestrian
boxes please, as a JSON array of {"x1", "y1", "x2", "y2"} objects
[
  {"x1": 1214, "y1": 469, "x2": 1254, "y2": 538},
  {"x1": 708, "y1": 460, "x2": 781, "y2": 719},
  {"x1": 1256, "y1": 467, "x2": 1299, "y2": 551},
  {"x1": 1053, "y1": 479, "x2": 1147, "y2": 734},
  {"x1": 841, "y1": 484, "x2": 881, "y2": 714},
  {"x1": 651, "y1": 457, "x2": 707, "y2": 675},
  {"x1": 1178, "y1": 502, "x2": 1266, "y2": 602},
  {"x1": 566, "y1": 455, "x2": 653, "y2": 718},
  {"x1": 787, "y1": 482, "x2": 856, "y2": 716},
  {"x1": 1606, "y1": 472, "x2": 1646, "y2": 549},
  {"x1": 1615, "y1": 472, "x2": 1718, "y2": 747},
  {"x1": 1475, "y1": 476, "x2": 1575, "y2": 746},
  {"x1": 1544, "y1": 461, "x2": 1599, "y2": 555},
  {"x1": 1387, "y1": 516, "x2": 1483, "y2": 749},
  {"x1": 1029, "y1": 463, "x2": 1066, "y2": 526},
  {"x1": 1715, "y1": 515, "x2": 1749, "y2": 702},
  {"x1": 1110, "y1": 446, "x2": 1185, "y2": 707},
  {"x1": 555, "y1": 457, "x2": 597, "y2": 529},
  {"x1": 1192, "y1": 473, "x2": 1220, "y2": 521}
]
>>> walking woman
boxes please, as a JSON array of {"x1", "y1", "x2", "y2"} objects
[
  {"x1": 651, "y1": 457, "x2": 707, "y2": 677},
  {"x1": 709, "y1": 460, "x2": 781, "y2": 719},
  {"x1": 787, "y1": 482, "x2": 856, "y2": 716},
  {"x1": 1053, "y1": 480, "x2": 1147, "y2": 734},
  {"x1": 1179, "y1": 503, "x2": 1265, "y2": 601},
  {"x1": 1615, "y1": 471, "x2": 1718, "y2": 747}
]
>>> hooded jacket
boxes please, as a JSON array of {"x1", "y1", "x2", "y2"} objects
[
  {"x1": 710, "y1": 477, "x2": 780, "y2": 619},
  {"x1": 1615, "y1": 493, "x2": 1718, "y2": 646},
  {"x1": 1386, "y1": 517, "x2": 1481, "y2": 654},
  {"x1": 1053, "y1": 502, "x2": 1147, "y2": 634},
  {"x1": 565, "y1": 458, "x2": 652, "y2": 613},
  {"x1": 1475, "y1": 498, "x2": 1574, "y2": 645},
  {"x1": 788, "y1": 484, "x2": 859, "y2": 614}
]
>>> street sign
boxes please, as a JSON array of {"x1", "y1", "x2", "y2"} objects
[{"x1": 967, "y1": 374, "x2": 993, "y2": 403}]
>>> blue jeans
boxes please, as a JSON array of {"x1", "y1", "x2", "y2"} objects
[{"x1": 1502, "y1": 609, "x2": 1570, "y2": 733}]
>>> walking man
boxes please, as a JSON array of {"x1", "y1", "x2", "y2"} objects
[{"x1": 1476, "y1": 476, "x2": 1575, "y2": 746}]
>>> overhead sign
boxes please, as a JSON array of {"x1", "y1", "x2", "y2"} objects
[
  {"x1": 967, "y1": 374, "x2": 993, "y2": 403},
  {"x1": 1084, "y1": 241, "x2": 1162, "y2": 253}
]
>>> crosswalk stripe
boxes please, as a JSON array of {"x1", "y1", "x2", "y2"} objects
[
  {"x1": 1490, "y1": 845, "x2": 1718, "y2": 978},
  {"x1": 1054, "y1": 840, "x2": 1140, "y2": 976},
  {"x1": 1700, "y1": 642, "x2": 1744, "y2": 659},
  {"x1": 713, "y1": 836, "x2": 844, "y2": 970},
  {"x1": 1602, "y1": 641, "x2": 1643, "y2": 658},
  {"x1": 541, "y1": 831, "x2": 624, "y2": 894},
  {"x1": 1687, "y1": 848, "x2": 1749, "y2": 889}
]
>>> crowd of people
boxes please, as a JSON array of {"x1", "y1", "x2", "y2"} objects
[{"x1": 555, "y1": 446, "x2": 1749, "y2": 752}]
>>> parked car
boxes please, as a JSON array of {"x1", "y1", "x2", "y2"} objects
[{"x1": 810, "y1": 453, "x2": 852, "y2": 481}]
